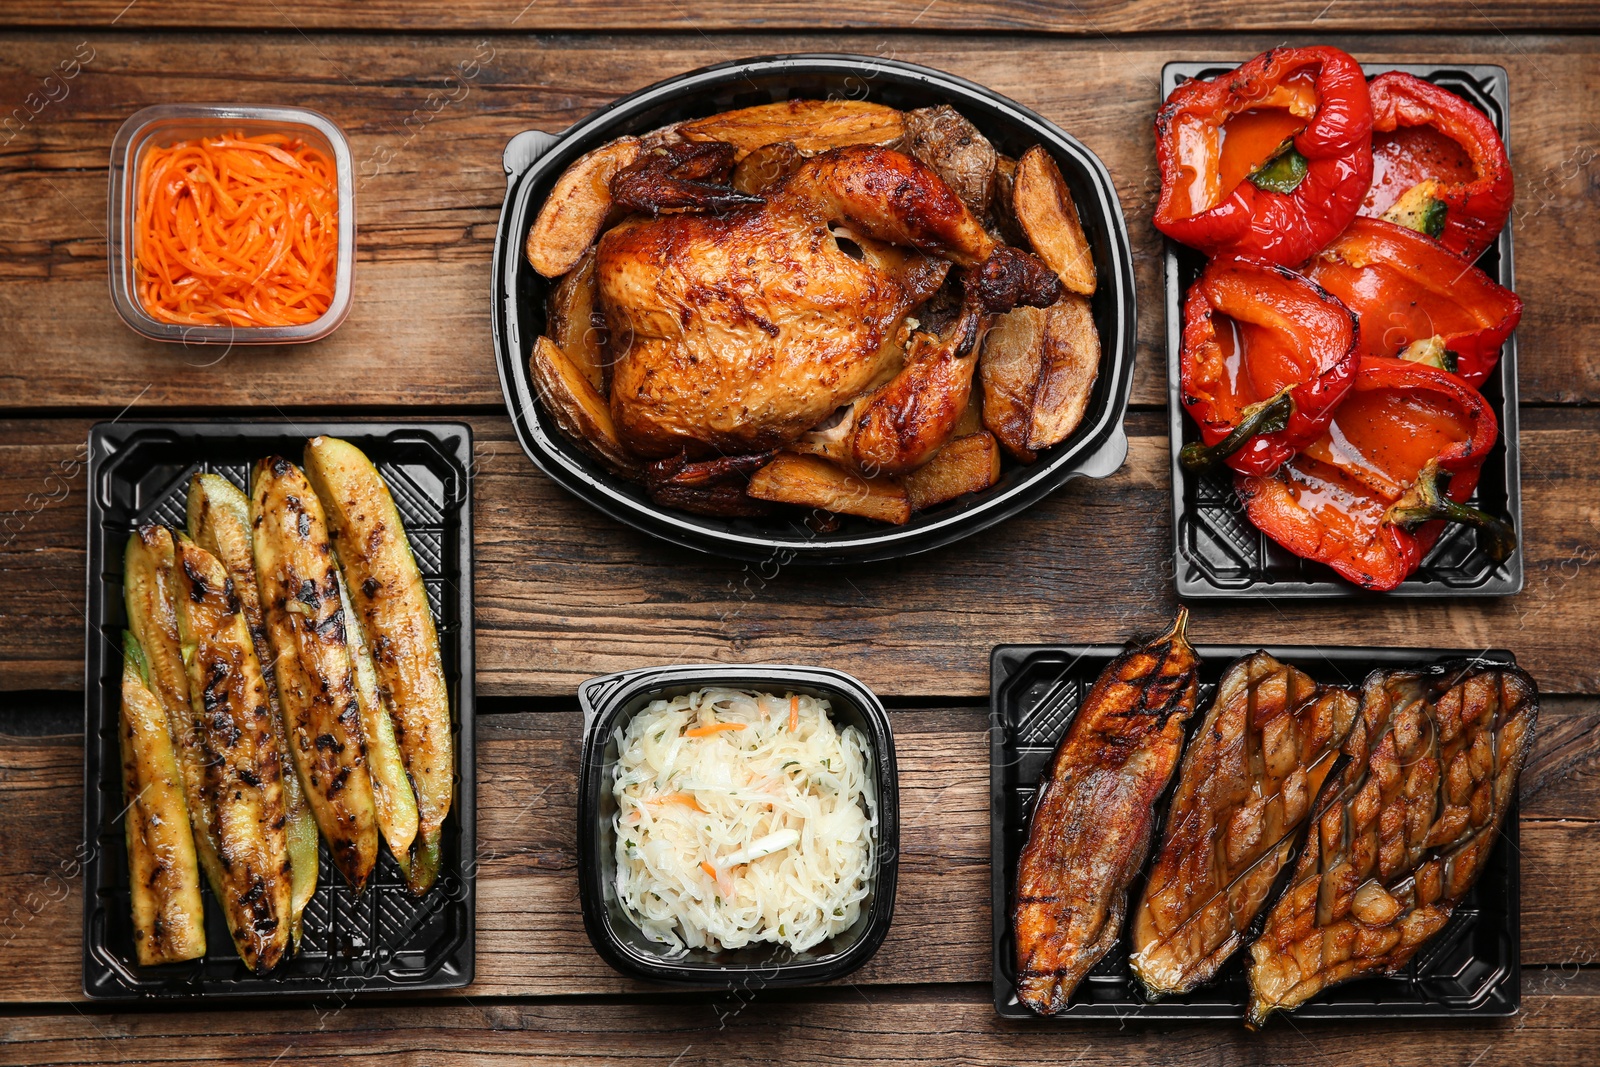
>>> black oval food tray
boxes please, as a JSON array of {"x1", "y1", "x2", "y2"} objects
[
  {"x1": 990, "y1": 642, "x2": 1520, "y2": 1022},
  {"x1": 1165, "y1": 62, "x2": 1523, "y2": 597},
  {"x1": 82, "y1": 421, "x2": 475, "y2": 1001},
  {"x1": 492, "y1": 52, "x2": 1137, "y2": 565},
  {"x1": 575, "y1": 664, "x2": 898, "y2": 987}
]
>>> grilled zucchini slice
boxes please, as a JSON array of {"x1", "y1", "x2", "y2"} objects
[
  {"x1": 187, "y1": 473, "x2": 319, "y2": 943},
  {"x1": 304, "y1": 435, "x2": 453, "y2": 894},
  {"x1": 124, "y1": 528, "x2": 229, "y2": 921},
  {"x1": 338, "y1": 565, "x2": 421, "y2": 871},
  {"x1": 172, "y1": 536, "x2": 293, "y2": 973},
  {"x1": 251, "y1": 456, "x2": 380, "y2": 893},
  {"x1": 119, "y1": 630, "x2": 207, "y2": 965}
]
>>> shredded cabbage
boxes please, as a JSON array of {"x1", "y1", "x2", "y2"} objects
[{"x1": 610, "y1": 687, "x2": 877, "y2": 953}]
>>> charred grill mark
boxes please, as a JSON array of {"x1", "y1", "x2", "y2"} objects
[{"x1": 1013, "y1": 610, "x2": 1199, "y2": 1016}]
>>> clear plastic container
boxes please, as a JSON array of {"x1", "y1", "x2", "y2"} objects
[{"x1": 107, "y1": 104, "x2": 355, "y2": 345}]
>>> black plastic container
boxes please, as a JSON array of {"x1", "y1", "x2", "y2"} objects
[
  {"x1": 82, "y1": 421, "x2": 475, "y2": 1001},
  {"x1": 576, "y1": 664, "x2": 898, "y2": 986},
  {"x1": 990, "y1": 642, "x2": 1521, "y2": 1022},
  {"x1": 493, "y1": 53, "x2": 1137, "y2": 565},
  {"x1": 1165, "y1": 62, "x2": 1523, "y2": 597}
]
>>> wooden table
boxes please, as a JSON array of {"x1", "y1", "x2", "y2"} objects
[{"x1": 2, "y1": 4, "x2": 1598, "y2": 1063}]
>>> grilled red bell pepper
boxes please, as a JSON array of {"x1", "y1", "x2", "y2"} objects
[
  {"x1": 1360, "y1": 72, "x2": 1514, "y2": 262},
  {"x1": 1154, "y1": 46, "x2": 1374, "y2": 267},
  {"x1": 1234, "y1": 356, "x2": 1515, "y2": 591},
  {"x1": 1306, "y1": 216, "x2": 1522, "y2": 387},
  {"x1": 1178, "y1": 256, "x2": 1358, "y2": 476}
]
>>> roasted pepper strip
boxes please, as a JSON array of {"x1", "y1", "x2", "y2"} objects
[
  {"x1": 1155, "y1": 46, "x2": 1373, "y2": 266},
  {"x1": 1360, "y1": 72, "x2": 1514, "y2": 262},
  {"x1": 1306, "y1": 216, "x2": 1522, "y2": 388},
  {"x1": 1178, "y1": 257, "x2": 1358, "y2": 476},
  {"x1": 1234, "y1": 357, "x2": 1516, "y2": 591}
]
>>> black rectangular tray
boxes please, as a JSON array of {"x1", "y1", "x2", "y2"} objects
[
  {"x1": 990, "y1": 642, "x2": 1520, "y2": 1022},
  {"x1": 1164, "y1": 62, "x2": 1523, "y2": 598},
  {"x1": 82, "y1": 421, "x2": 475, "y2": 1001}
]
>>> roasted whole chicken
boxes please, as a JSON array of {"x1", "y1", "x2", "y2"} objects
[{"x1": 524, "y1": 99, "x2": 1104, "y2": 522}]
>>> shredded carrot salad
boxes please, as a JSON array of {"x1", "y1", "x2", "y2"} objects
[{"x1": 134, "y1": 131, "x2": 339, "y2": 328}]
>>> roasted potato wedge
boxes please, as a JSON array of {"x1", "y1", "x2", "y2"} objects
[
  {"x1": 187, "y1": 472, "x2": 319, "y2": 943},
  {"x1": 173, "y1": 536, "x2": 293, "y2": 974},
  {"x1": 303, "y1": 436, "x2": 453, "y2": 896},
  {"x1": 1027, "y1": 295, "x2": 1101, "y2": 451},
  {"x1": 546, "y1": 249, "x2": 607, "y2": 394},
  {"x1": 902, "y1": 105, "x2": 997, "y2": 218},
  {"x1": 732, "y1": 140, "x2": 805, "y2": 195},
  {"x1": 952, "y1": 385, "x2": 984, "y2": 439},
  {"x1": 906, "y1": 431, "x2": 1002, "y2": 511},
  {"x1": 531, "y1": 334, "x2": 639, "y2": 475},
  {"x1": 981, "y1": 296, "x2": 1101, "y2": 459},
  {"x1": 748, "y1": 452, "x2": 911, "y2": 525},
  {"x1": 526, "y1": 136, "x2": 641, "y2": 278},
  {"x1": 120, "y1": 631, "x2": 206, "y2": 966},
  {"x1": 1014, "y1": 145, "x2": 1096, "y2": 296},
  {"x1": 251, "y1": 457, "x2": 381, "y2": 895},
  {"x1": 679, "y1": 99, "x2": 905, "y2": 161}
]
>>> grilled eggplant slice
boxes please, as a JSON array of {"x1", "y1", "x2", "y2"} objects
[
  {"x1": 338, "y1": 563, "x2": 421, "y2": 872},
  {"x1": 1130, "y1": 653, "x2": 1358, "y2": 996},
  {"x1": 120, "y1": 631, "x2": 206, "y2": 966},
  {"x1": 1246, "y1": 663, "x2": 1538, "y2": 1026},
  {"x1": 172, "y1": 536, "x2": 292, "y2": 973},
  {"x1": 187, "y1": 473, "x2": 320, "y2": 943},
  {"x1": 251, "y1": 456, "x2": 380, "y2": 894},
  {"x1": 303, "y1": 436, "x2": 453, "y2": 894},
  {"x1": 1014, "y1": 608, "x2": 1201, "y2": 1014}
]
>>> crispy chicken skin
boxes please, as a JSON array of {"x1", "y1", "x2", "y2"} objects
[
  {"x1": 1013, "y1": 608, "x2": 1201, "y2": 1014},
  {"x1": 596, "y1": 145, "x2": 993, "y2": 458}
]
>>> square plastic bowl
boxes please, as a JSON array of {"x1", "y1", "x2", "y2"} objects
[
  {"x1": 576, "y1": 664, "x2": 899, "y2": 987},
  {"x1": 107, "y1": 103, "x2": 355, "y2": 345}
]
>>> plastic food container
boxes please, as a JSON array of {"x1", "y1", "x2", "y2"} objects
[
  {"x1": 576, "y1": 664, "x2": 899, "y2": 987},
  {"x1": 107, "y1": 104, "x2": 355, "y2": 345},
  {"x1": 492, "y1": 53, "x2": 1137, "y2": 564},
  {"x1": 82, "y1": 420, "x2": 474, "y2": 1000},
  {"x1": 990, "y1": 641, "x2": 1521, "y2": 1021},
  {"x1": 1164, "y1": 63, "x2": 1522, "y2": 598}
]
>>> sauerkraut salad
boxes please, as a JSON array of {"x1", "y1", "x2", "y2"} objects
[{"x1": 610, "y1": 687, "x2": 877, "y2": 953}]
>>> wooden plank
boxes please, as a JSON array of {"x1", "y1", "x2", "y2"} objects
[
  {"x1": 5, "y1": 408, "x2": 1600, "y2": 697},
  {"x1": 4, "y1": 0, "x2": 1600, "y2": 34},
  {"x1": 3, "y1": 698, "x2": 1595, "y2": 1003},
  {"x1": 3, "y1": 975, "x2": 1600, "y2": 1065},
  {"x1": 0, "y1": 33, "x2": 1596, "y2": 412}
]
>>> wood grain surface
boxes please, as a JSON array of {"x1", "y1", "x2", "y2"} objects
[
  {"x1": 4, "y1": 0, "x2": 1600, "y2": 33},
  {"x1": 3, "y1": 700, "x2": 1596, "y2": 1004},
  {"x1": 4, "y1": 976, "x2": 1600, "y2": 1066},
  {"x1": 4, "y1": 410, "x2": 1598, "y2": 696},
  {"x1": 1, "y1": 34, "x2": 1598, "y2": 415},
  {"x1": 1, "y1": 14, "x2": 1596, "y2": 1064}
]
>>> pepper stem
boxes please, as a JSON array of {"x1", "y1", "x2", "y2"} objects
[
  {"x1": 1386, "y1": 459, "x2": 1518, "y2": 562},
  {"x1": 1179, "y1": 391, "x2": 1294, "y2": 473}
]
